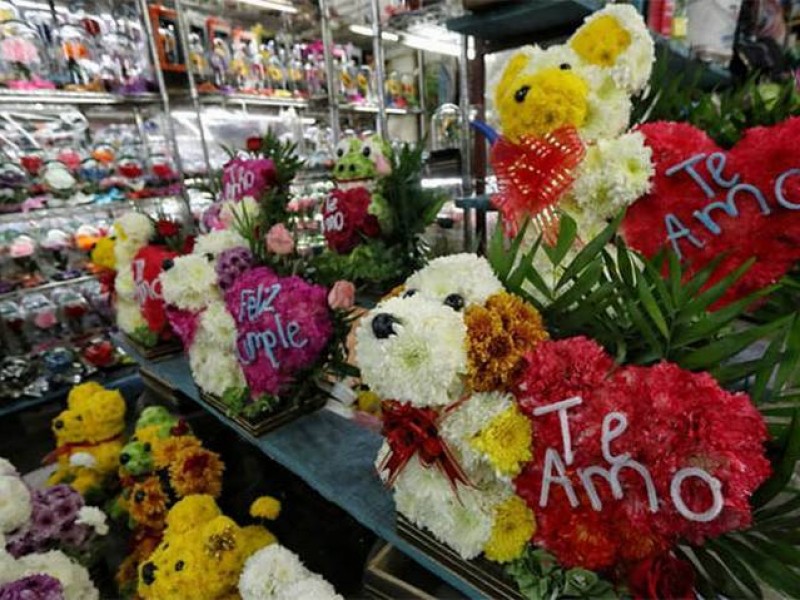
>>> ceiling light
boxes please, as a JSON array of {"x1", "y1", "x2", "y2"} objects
[
  {"x1": 13, "y1": 0, "x2": 67, "y2": 13},
  {"x1": 348, "y1": 24, "x2": 399, "y2": 42},
  {"x1": 237, "y1": 0, "x2": 298, "y2": 14},
  {"x1": 401, "y1": 33, "x2": 460, "y2": 57}
]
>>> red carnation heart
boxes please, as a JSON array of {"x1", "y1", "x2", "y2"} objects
[
  {"x1": 132, "y1": 245, "x2": 178, "y2": 338},
  {"x1": 491, "y1": 127, "x2": 585, "y2": 236},
  {"x1": 156, "y1": 220, "x2": 180, "y2": 238},
  {"x1": 622, "y1": 118, "x2": 800, "y2": 307},
  {"x1": 322, "y1": 186, "x2": 380, "y2": 254}
]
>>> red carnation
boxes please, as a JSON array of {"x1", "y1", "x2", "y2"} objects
[
  {"x1": 156, "y1": 220, "x2": 180, "y2": 238},
  {"x1": 628, "y1": 553, "x2": 695, "y2": 600},
  {"x1": 323, "y1": 186, "x2": 381, "y2": 253},
  {"x1": 132, "y1": 245, "x2": 178, "y2": 338},
  {"x1": 246, "y1": 136, "x2": 262, "y2": 152},
  {"x1": 514, "y1": 338, "x2": 771, "y2": 571}
]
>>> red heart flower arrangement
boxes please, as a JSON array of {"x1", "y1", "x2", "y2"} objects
[
  {"x1": 132, "y1": 245, "x2": 178, "y2": 338},
  {"x1": 224, "y1": 267, "x2": 333, "y2": 398},
  {"x1": 322, "y1": 187, "x2": 381, "y2": 254},
  {"x1": 622, "y1": 118, "x2": 800, "y2": 306},
  {"x1": 513, "y1": 337, "x2": 770, "y2": 572}
]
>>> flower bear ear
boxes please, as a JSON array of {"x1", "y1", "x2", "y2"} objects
[
  {"x1": 568, "y1": 4, "x2": 654, "y2": 93},
  {"x1": 202, "y1": 518, "x2": 239, "y2": 560}
]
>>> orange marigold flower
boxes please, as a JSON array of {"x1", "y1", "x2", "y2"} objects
[
  {"x1": 465, "y1": 292, "x2": 548, "y2": 392},
  {"x1": 152, "y1": 434, "x2": 202, "y2": 470},
  {"x1": 128, "y1": 476, "x2": 169, "y2": 530},
  {"x1": 168, "y1": 447, "x2": 224, "y2": 498}
]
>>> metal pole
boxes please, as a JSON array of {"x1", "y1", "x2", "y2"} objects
[
  {"x1": 173, "y1": 0, "x2": 212, "y2": 176},
  {"x1": 136, "y1": 0, "x2": 193, "y2": 226},
  {"x1": 458, "y1": 34, "x2": 472, "y2": 197},
  {"x1": 369, "y1": 0, "x2": 389, "y2": 140},
  {"x1": 319, "y1": 0, "x2": 340, "y2": 145},
  {"x1": 416, "y1": 49, "x2": 426, "y2": 143}
]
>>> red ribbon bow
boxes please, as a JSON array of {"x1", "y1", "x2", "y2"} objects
[
  {"x1": 379, "y1": 400, "x2": 471, "y2": 492},
  {"x1": 491, "y1": 127, "x2": 586, "y2": 238}
]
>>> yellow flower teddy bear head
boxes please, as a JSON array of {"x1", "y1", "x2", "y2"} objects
[
  {"x1": 493, "y1": 5, "x2": 654, "y2": 143},
  {"x1": 52, "y1": 383, "x2": 126, "y2": 446},
  {"x1": 138, "y1": 495, "x2": 279, "y2": 600}
]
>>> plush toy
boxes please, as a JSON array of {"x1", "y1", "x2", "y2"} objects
[
  {"x1": 137, "y1": 495, "x2": 279, "y2": 600},
  {"x1": 46, "y1": 382, "x2": 126, "y2": 498},
  {"x1": 323, "y1": 137, "x2": 392, "y2": 253},
  {"x1": 490, "y1": 5, "x2": 655, "y2": 238}
]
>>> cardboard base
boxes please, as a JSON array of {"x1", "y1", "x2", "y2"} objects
[
  {"x1": 121, "y1": 333, "x2": 182, "y2": 361},
  {"x1": 200, "y1": 391, "x2": 326, "y2": 436},
  {"x1": 396, "y1": 515, "x2": 524, "y2": 600}
]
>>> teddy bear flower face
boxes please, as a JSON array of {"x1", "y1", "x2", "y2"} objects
[
  {"x1": 52, "y1": 390, "x2": 125, "y2": 446},
  {"x1": 119, "y1": 440, "x2": 154, "y2": 477},
  {"x1": 493, "y1": 5, "x2": 653, "y2": 144}
]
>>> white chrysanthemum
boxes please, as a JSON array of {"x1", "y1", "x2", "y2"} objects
[
  {"x1": 115, "y1": 269, "x2": 135, "y2": 302},
  {"x1": 571, "y1": 131, "x2": 654, "y2": 219},
  {"x1": 220, "y1": 196, "x2": 260, "y2": 228},
  {"x1": 190, "y1": 307, "x2": 246, "y2": 397},
  {"x1": 114, "y1": 212, "x2": 154, "y2": 246},
  {"x1": 113, "y1": 240, "x2": 140, "y2": 269},
  {"x1": 160, "y1": 254, "x2": 221, "y2": 311},
  {"x1": 116, "y1": 298, "x2": 145, "y2": 334},
  {"x1": 276, "y1": 577, "x2": 343, "y2": 600},
  {"x1": 404, "y1": 254, "x2": 502, "y2": 306},
  {"x1": 440, "y1": 392, "x2": 513, "y2": 480},
  {"x1": 572, "y1": 5, "x2": 654, "y2": 93},
  {"x1": 579, "y1": 70, "x2": 632, "y2": 141},
  {"x1": 193, "y1": 229, "x2": 247, "y2": 258},
  {"x1": 0, "y1": 542, "x2": 22, "y2": 586},
  {"x1": 239, "y1": 545, "x2": 309, "y2": 600},
  {"x1": 356, "y1": 297, "x2": 467, "y2": 407},
  {"x1": 0, "y1": 476, "x2": 31, "y2": 534},
  {"x1": 76, "y1": 507, "x2": 108, "y2": 536},
  {"x1": 0, "y1": 459, "x2": 17, "y2": 477},
  {"x1": 17, "y1": 551, "x2": 99, "y2": 600},
  {"x1": 68, "y1": 452, "x2": 97, "y2": 468}
]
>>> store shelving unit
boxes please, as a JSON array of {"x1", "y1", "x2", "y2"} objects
[
  {"x1": 114, "y1": 333, "x2": 486, "y2": 600},
  {"x1": 0, "y1": 90, "x2": 163, "y2": 106}
]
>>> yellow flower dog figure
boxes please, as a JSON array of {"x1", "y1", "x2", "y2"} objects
[
  {"x1": 46, "y1": 382, "x2": 126, "y2": 499},
  {"x1": 137, "y1": 495, "x2": 279, "y2": 600},
  {"x1": 491, "y1": 5, "x2": 656, "y2": 238}
]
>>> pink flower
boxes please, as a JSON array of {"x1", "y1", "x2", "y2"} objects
[
  {"x1": 286, "y1": 199, "x2": 301, "y2": 213},
  {"x1": 265, "y1": 223, "x2": 294, "y2": 255},
  {"x1": 0, "y1": 38, "x2": 39, "y2": 65},
  {"x1": 328, "y1": 280, "x2": 355, "y2": 310}
]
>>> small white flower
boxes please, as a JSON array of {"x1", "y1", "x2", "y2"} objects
[
  {"x1": 190, "y1": 304, "x2": 246, "y2": 397},
  {"x1": 239, "y1": 544, "x2": 310, "y2": 599},
  {"x1": 0, "y1": 459, "x2": 18, "y2": 478},
  {"x1": 114, "y1": 212, "x2": 154, "y2": 246},
  {"x1": 17, "y1": 550, "x2": 99, "y2": 600},
  {"x1": 76, "y1": 506, "x2": 108, "y2": 536},
  {"x1": 220, "y1": 196, "x2": 261, "y2": 228},
  {"x1": 404, "y1": 254, "x2": 502, "y2": 306},
  {"x1": 193, "y1": 229, "x2": 247, "y2": 258},
  {"x1": 160, "y1": 254, "x2": 221, "y2": 311},
  {"x1": 0, "y1": 476, "x2": 31, "y2": 534},
  {"x1": 68, "y1": 453, "x2": 97, "y2": 469},
  {"x1": 275, "y1": 577, "x2": 343, "y2": 600},
  {"x1": 116, "y1": 298, "x2": 146, "y2": 335}
]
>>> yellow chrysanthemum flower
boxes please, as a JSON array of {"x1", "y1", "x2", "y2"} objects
[
  {"x1": 484, "y1": 496, "x2": 536, "y2": 563},
  {"x1": 128, "y1": 477, "x2": 168, "y2": 530},
  {"x1": 570, "y1": 14, "x2": 631, "y2": 67},
  {"x1": 67, "y1": 381, "x2": 104, "y2": 405},
  {"x1": 90, "y1": 236, "x2": 116, "y2": 270},
  {"x1": 250, "y1": 496, "x2": 282, "y2": 521},
  {"x1": 471, "y1": 406, "x2": 532, "y2": 476},
  {"x1": 152, "y1": 435, "x2": 202, "y2": 470},
  {"x1": 168, "y1": 447, "x2": 224, "y2": 498},
  {"x1": 166, "y1": 495, "x2": 222, "y2": 535}
]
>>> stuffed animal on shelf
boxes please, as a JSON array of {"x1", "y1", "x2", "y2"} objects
[
  {"x1": 46, "y1": 382, "x2": 126, "y2": 499},
  {"x1": 137, "y1": 495, "x2": 279, "y2": 600},
  {"x1": 323, "y1": 137, "x2": 393, "y2": 254},
  {"x1": 489, "y1": 4, "x2": 655, "y2": 239}
]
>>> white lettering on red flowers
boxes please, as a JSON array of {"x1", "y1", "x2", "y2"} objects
[
  {"x1": 533, "y1": 396, "x2": 724, "y2": 523},
  {"x1": 132, "y1": 259, "x2": 162, "y2": 305},
  {"x1": 322, "y1": 195, "x2": 345, "y2": 233}
]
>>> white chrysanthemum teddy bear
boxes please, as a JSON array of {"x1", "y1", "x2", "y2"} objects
[
  {"x1": 356, "y1": 255, "x2": 547, "y2": 561},
  {"x1": 113, "y1": 212, "x2": 155, "y2": 335},
  {"x1": 491, "y1": 4, "x2": 655, "y2": 237}
]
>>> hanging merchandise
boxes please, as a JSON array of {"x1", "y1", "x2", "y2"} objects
[
  {"x1": 149, "y1": 5, "x2": 185, "y2": 73},
  {"x1": 0, "y1": 19, "x2": 51, "y2": 90}
]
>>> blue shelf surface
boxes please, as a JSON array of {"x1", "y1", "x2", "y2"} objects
[
  {"x1": 112, "y1": 334, "x2": 485, "y2": 600},
  {"x1": 0, "y1": 367, "x2": 143, "y2": 419}
]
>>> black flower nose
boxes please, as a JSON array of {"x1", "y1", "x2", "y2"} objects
[
  {"x1": 444, "y1": 293, "x2": 465, "y2": 312},
  {"x1": 514, "y1": 85, "x2": 530, "y2": 103},
  {"x1": 54, "y1": 420, "x2": 64, "y2": 430},
  {"x1": 119, "y1": 453, "x2": 130, "y2": 465},
  {"x1": 336, "y1": 164, "x2": 344, "y2": 172},
  {"x1": 142, "y1": 562, "x2": 157, "y2": 585},
  {"x1": 372, "y1": 313, "x2": 399, "y2": 339},
  {"x1": 162, "y1": 258, "x2": 174, "y2": 271},
  {"x1": 349, "y1": 164, "x2": 356, "y2": 172}
]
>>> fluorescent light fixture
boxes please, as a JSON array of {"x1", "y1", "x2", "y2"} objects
[
  {"x1": 348, "y1": 24, "x2": 400, "y2": 42},
  {"x1": 238, "y1": 0, "x2": 298, "y2": 14},
  {"x1": 401, "y1": 32, "x2": 460, "y2": 57},
  {"x1": 13, "y1": 0, "x2": 67, "y2": 13},
  {"x1": 422, "y1": 177, "x2": 462, "y2": 189}
]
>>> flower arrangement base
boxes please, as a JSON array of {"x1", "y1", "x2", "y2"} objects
[
  {"x1": 396, "y1": 515, "x2": 524, "y2": 600},
  {"x1": 121, "y1": 333, "x2": 183, "y2": 361},
  {"x1": 200, "y1": 391, "x2": 327, "y2": 436}
]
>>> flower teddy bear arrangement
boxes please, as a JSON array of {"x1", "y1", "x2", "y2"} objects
[
  {"x1": 135, "y1": 494, "x2": 281, "y2": 600},
  {"x1": 489, "y1": 5, "x2": 654, "y2": 240},
  {"x1": 0, "y1": 457, "x2": 108, "y2": 600},
  {"x1": 356, "y1": 254, "x2": 772, "y2": 596},
  {"x1": 44, "y1": 381, "x2": 126, "y2": 500}
]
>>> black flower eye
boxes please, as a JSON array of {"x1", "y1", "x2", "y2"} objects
[
  {"x1": 162, "y1": 258, "x2": 174, "y2": 271},
  {"x1": 362, "y1": 145, "x2": 371, "y2": 157},
  {"x1": 76, "y1": 415, "x2": 83, "y2": 421},
  {"x1": 514, "y1": 86, "x2": 530, "y2": 103},
  {"x1": 175, "y1": 560, "x2": 185, "y2": 572},
  {"x1": 134, "y1": 491, "x2": 145, "y2": 503},
  {"x1": 402, "y1": 289, "x2": 416, "y2": 298},
  {"x1": 560, "y1": 63, "x2": 571, "y2": 70},
  {"x1": 205, "y1": 253, "x2": 214, "y2": 262},
  {"x1": 444, "y1": 294, "x2": 464, "y2": 312},
  {"x1": 372, "y1": 313, "x2": 399, "y2": 339},
  {"x1": 336, "y1": 148, "x2": 344, "y2": 157},
  {"x1": 143, "y1": 442, "x2": 151, "y2": 452}
]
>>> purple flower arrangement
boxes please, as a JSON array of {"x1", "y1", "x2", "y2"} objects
[
  {"x1": 5, "y1": 485, "x2": 92, "y2": 558},
  {"x1": 0, "y1": 574, "x2": 65, "y2": 600}
]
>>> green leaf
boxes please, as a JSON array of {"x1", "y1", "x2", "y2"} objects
[
  {"x1": 547, "y1": 261, "x2": 604, "y2": 314},
  {"x1": 635, "y1": 274, "x2": 669, "y2": 339},
  {"x1": 556, "y1": 213, "x2": 622, "y2": 290},
  {"x1": 717, "y1": 537, "x2": 800, "y2": 597},
  {"x1": 692, "y1": 545, "x2": 759, "y2": 599},
  {"x1": 678, "y1": 258, "x2": 754, "y2": 320},
  {"x1": 752, "y1": 410, "x2": 800, "y2": 508},
  {"x1": 546, "y1": 214, "x2": 578, "y2": 266},
  {"x1": 705, "y1": 539, "x2": 763, "y2": 599}
]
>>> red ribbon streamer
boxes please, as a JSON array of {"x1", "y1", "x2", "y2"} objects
[
  {"x1": 491, "y1": 127, "x2": 586, "y2": 237},
  {"x1": 379, "y1": 400, "x2": 471, "y2": 493}
]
